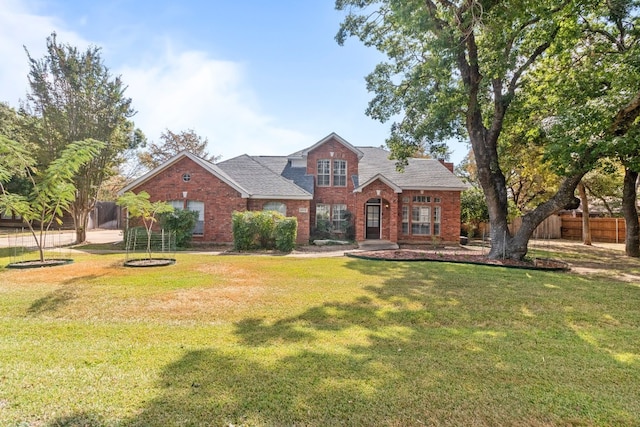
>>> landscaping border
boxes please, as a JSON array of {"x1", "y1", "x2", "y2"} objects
[{"x1": 345, "y1": 252, "x2": 570, "y2": 272}]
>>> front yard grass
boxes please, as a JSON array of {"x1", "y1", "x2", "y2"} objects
[{"x1": 0, "y1": 250, "x2": 639, "y2": 426}]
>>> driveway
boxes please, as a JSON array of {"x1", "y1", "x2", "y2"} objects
[{"x1": 0, "y1": 229, "x2": 123, "y2": 248}]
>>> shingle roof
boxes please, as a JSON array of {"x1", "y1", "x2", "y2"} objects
[
  {"x1": 217, "y1": 155, "x2": 313, "y2": 199},
  {"x1": 252, "y1": 156, "x2": 315, "y2": 195},
  {"x1": 119, "y1": 151, "x2": 250, "y2": 197},
  {"x1": 356, "y1": 147, "x2": 468, "y2": 191}
]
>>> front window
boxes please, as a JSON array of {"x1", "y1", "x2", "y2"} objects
[
  {"x1": 316, "y1": 203, "x2": 330, "y2": 229},
  {"x1": 402, "y1": 206, "x2": 409, "y2": 235},
  {"x1": 332, "y1": 204, "x2": 347, "y2": 231},
  {"x1": 187, "y1": 201, "x2": 205, "y2": 235},
  {"x1": 433, "y1": 206, "x2": 441, "y2": 235},
  {"x1": 411, "y1": 206, "x2": 431, "y2": 235},
  {"x1": 168, "y1": 200, "x2": 184, "y2": 210},
  {"x1": 263, "y1": 202, "x2": 287, "y2": 216},
  {"x1": 317, "y1": 160, "x2": 330, "y2": 186},
  {"x1": 333, "y1": 160, "x2": 347, "y2": 187}
]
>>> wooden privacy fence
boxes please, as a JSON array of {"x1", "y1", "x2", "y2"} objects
[
  {"x1": 511, "y1": 215, "x2": 562, "y2": 239},
  {"x1": 485, "y1": 215, "x2": 629, "y2": 243},
  {"x1": 560, "y1": 216, "x2": 626, "y2": 243}
]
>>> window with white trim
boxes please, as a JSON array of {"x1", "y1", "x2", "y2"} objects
[
  {"x1": 413, "y1": 195, "x2": 430, "y2": 203},
  {"x1": 316, "y1": 203, "x2": 330, "y2": 227},
  {"x1": 263, "y1": 202, "x2": 287, "y2": 216},
  {"x1": 332, "y1": 204, "x2": 347, "y2": 231},
  {"x1": 402, "y1": 206, "x2": 409, "y2": 235},
  {"x1": 187, "y1": 201, "x2": 205, "y2": 235},
  {"x1": 317, "y1": 160, "x2": 330, "y2": 186},
  {"x1": 411, "y1": 206, "x2": 431, "y2": 235},
  {"x1": 333, "y1": 160, "x2": 347, "y2": 187},
  {"x1": 433, "y1": 206, "x2": 441, "y2": 235},
  {"x1": 168, "y1": 200, "x2": 184, "y2": 210}
]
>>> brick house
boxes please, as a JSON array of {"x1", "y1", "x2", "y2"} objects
[{"x1": 120, "y1": 133, "x2": 467, "y2": 245}]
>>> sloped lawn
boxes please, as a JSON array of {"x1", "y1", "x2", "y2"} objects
[{"x1": 0, "y1": 250, "x2": 639, "y2": 426}]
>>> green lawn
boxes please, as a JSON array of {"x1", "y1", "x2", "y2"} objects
[{"x1": 0, "y1": 249, "x2": 639, "y2": 426}]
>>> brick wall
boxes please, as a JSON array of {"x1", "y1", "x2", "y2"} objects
[
  {"x1": 354, "y1": 180, "x2": 399, "y2": 241},
  {"x1": 397, "y1": 190, "x2": 461, "y2": 244},
  {"x1": 247, "y1": 199, "x2": 311, "y2": 244},
  {"x1": 306, "y1": 137, "x2": 360, "y2": 230},
  {"x1": 130, "y1": 157, "x2": 247, "y2": 243}
]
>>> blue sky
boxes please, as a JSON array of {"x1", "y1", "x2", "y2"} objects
[{"x1": 0, "y1": 0, "x2": 468, "y2": 164}]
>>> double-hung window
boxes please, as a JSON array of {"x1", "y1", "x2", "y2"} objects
[
  {"x1": 411, "y1": 206, "x2": 431, "y2": 235},
  {"x1": 187, "y1": 201, "x2": 205, "y2": 235},
  {"x1": 402, "y1": 206, "x2": 409, "y2": 235},
  {"x1": 333, "y1": 160, "x2": 347, "y2": 187},
  {"x1": 332, "y1": 204, "x2": 347, "y2": 232},
  {"x1": 316, "y1": 203, "x2": 330, "y2": 228},
  {"x1": 317, "y1": 160, "x2": 330, "y2": 186},
  {"x1": 433, "y1": 206, "x2": 441, "y2": 235}
]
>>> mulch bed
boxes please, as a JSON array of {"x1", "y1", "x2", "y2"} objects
[
  {"x1": 123, "y1": 258, "x2": 176, "y2": 267},
  {"x1": 347, "y1": 249, "x2": 570, "y2": 271},
  {"x1": 6, "y1": 259, "x2": 74, "y2": 269}
]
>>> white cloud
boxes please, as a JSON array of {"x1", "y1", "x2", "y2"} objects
[
  {"x1": 0, "y1": 0, "x2": 90, "y2": 106},
  {"x1": 119, "y1": 46, "x2": 310, "y2": 160},
  {"x1": 0, "y1": 0, "x2": 310, "y2": 160}
]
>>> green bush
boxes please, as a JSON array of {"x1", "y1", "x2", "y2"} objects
[
  {"x1": 275, "y1": 217, "x2": 297, "y2": 252},
  {"x1": 232, "y1": 211, "x2": 257, "y2": 250},
  {"x1": 232, "y1": 210, "x2": 297, "y2": 252},
  {"x1": 158, "y1": 209, "x2": 199, "y2": 248}
]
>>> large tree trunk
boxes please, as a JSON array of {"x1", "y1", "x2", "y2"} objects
[
  {"x1": 577, "y1": 181, "x2": 592, "y2": 245},
  {"x1": 622, "y1": 168, "x2": 639, "y2": 257},
  {"x1": 490, "y1": 174, "x2": 583, "y2": 260}
]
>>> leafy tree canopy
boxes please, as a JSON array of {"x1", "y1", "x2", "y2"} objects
[
  {"x1": 138, "y1": 129, "x2": 220, "y2": 170},
  {"x1": 24, "y1": 32, "x2": 140, "y2": 243},
  {"x1": 336, "y1": 0, "x2": 640, "y2": 259}
]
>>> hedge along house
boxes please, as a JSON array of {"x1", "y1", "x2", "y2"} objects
[{"x1": 119, "y1": 132, "x2": 467, "y2": 245}]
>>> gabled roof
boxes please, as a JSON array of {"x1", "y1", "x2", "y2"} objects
[
  {"x1": 217, "y1": 155, "x2": 313, "y2": 200},
  {"x1": 355, "y1": 173, "x2": 403, "y2": 193},
  {"x1": 354, "y1": 147, "x2": 468, "y2": 192},
  {"x1": 289, "y1": 132, "x2": 364, "y2": 159},
  {"x1": 118, "y1": 151, "x2": 250, "y2": 197},
  {"x1": 251, "y1": 156, "x2": 315, "y2": 195}
]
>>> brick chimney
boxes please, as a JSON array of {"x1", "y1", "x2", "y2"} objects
[{"x1": 438, "y1": 159, "x2": 454, "y2": 173}]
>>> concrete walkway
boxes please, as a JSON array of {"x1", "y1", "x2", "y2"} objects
[{"x1": 356, "y1": 240, "x2": 399, "y2": 251}]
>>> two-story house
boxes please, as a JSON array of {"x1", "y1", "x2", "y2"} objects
[{"x1": 120, "y1": 132, "x2": 467, "y2": 245}]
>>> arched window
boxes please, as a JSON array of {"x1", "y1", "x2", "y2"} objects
[{"x1": 263, "y1": 202, "x2": 286, "y2": 216}]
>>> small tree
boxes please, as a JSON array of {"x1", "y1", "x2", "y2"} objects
[
  {"x1": 116, "y1": 191, "x2": 174, "y2": 259},
  {"x1": 460, "y1": 187, "x2": 489, "y2": 238},
  {"x1": 0, "y1": 136, "x2": 103, "y2": 262}
]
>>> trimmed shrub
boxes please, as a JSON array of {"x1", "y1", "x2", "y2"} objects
[
  {"x1": 232, "y1": 211, "x2": 257, "y2": 250},
  {"x1": 232, "y1": 210, "x2": 297, "y2": 252},
  {"x1": 275, "y1": 217, "x2": 297, "y2": 252}
]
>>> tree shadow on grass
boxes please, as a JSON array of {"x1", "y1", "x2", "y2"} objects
[
  {"x1": 27, "y1": 288, "x2": 77, "y2": 315},
  {"x1": 26, "y1": 275, "x2": 101, "y2": 315},
  {"x1": 46, "y1": 259, "x2": 640, "y2": 426}
]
